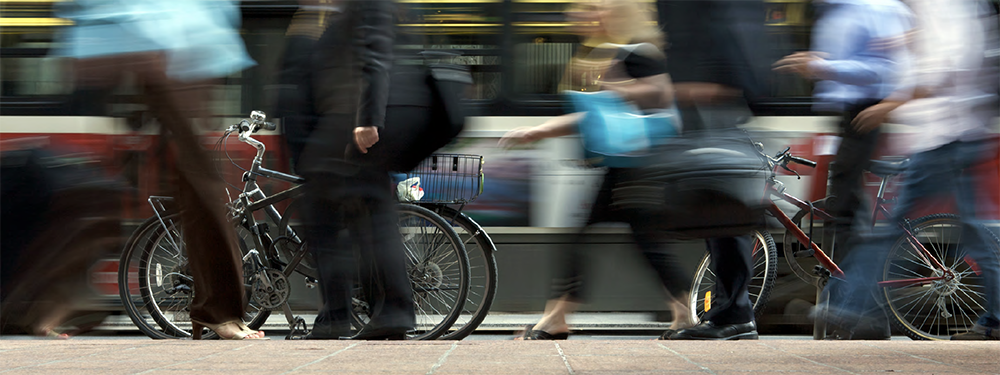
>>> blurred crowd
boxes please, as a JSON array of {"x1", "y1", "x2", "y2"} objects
[{"x1": 1, "y1": 0, "x2": 998, "y2": 342}]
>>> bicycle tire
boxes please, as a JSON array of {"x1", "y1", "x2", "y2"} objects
[
  {"x1": 880, "y1": 214, "x2": 1000, "y2": 341},
  {"x1": 118, "y1": 215, "x2": 177, "y2": 339},
  {"x1": 355, "y1": 203, "x2": 469, "y2": 340},
  {"x1": 423, "y1": 205, "x2": 499, "y2": 340},
  {"x1": 122, "y1": 213, "x2": 272, "y2": 339},
  {"x1": 689, "y1": 230, "x2": 777, "y2": 321}
]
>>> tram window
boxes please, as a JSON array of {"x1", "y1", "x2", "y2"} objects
[
  {"x1": 763, "y1": 0, "x2": 815, "y2": 100},
  {"x1": 0, "y1": 0, "x2": 68, "y2": 99},
  {"x1": 396, "y1": 0, "x2": 503, "y2": 101},
  {"x1": 0, "y1": 57, "x2": 70, "y2": 96},
  {"x1": 507, "y1": 0, "x2": 818, "y2": 103},
  {"x1": 510, "y1": 0, "x2": 607, "y2": 100}
]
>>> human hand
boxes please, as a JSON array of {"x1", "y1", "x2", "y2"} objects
[
  {"x1": 354, "y1": 126, "x2": 379, "y2": 154},
  {"x1": 852, "y1": 101, "x2": 902, "y2": 134},
  {"x1": 498, "y1": 127, "x2": 541, "y2": 149},
  {"x1": 773, "y1": 52, "x2": 829, "y2": 79}
]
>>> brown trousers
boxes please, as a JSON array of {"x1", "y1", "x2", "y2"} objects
[{"x1": 75, "y1": 53, "x2": 244, "y2": 324}]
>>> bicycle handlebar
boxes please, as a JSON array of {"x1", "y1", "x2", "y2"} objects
[
  {"x1": 788, "y1": 156, "x2": 817, "y2": 168},
  {"x1": 226, "y1": 111, "x2": 275, "y2": 134}
]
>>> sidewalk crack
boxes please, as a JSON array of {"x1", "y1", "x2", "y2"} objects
[
  {"x1": 133, "y1": 343, "x2": 258, "y2": 375},
  {"x1": 555, "y1": 343, "x2": 575, "y2": 375},
  {"x1": 280, "y1": 342, "x2": 359, "y2": 374},
  {"x1": 426, "y1": 342, "x2": 459, "y2": 374},
  {"x1": 657, "y1": 343, "x2": 717, "y2": 374},
  {"x1": 756, "y1": 342, "x2": 857, "y2": 374}
]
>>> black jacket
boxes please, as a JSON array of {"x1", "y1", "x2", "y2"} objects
[
  {"x1": 657, "y1": 0, "x2": 772, "y2": 107},
  {"x1": 312, "y1": 0, "x2": 395, "y2": 129}
]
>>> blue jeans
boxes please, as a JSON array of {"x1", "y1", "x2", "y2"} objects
[{"x1": 824, "y1": 139, "x2": 1000, "y2": 330}]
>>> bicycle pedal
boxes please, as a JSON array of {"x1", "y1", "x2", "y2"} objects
[{"x1": 286, "y1": 317, "x2": 309, "y2": 340}]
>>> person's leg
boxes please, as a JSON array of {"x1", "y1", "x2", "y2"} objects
[
  {"x1": 630, "y1": 222, "x2": 695, "y2": 331},
  {"x1": 669, "y1": 236, "x2": 757, "y2": 340},
  {"x1": 820, "y1": 102, "x2": 888, "y2": 338},
  {"x1": 353, "y1": 171, "x2": 415, "y2": 335},
  {"x1": 951, "y1": 140, "x2": 1000, "y2": 339},
  {"x1": 526, "y1": 235, "x2": 584, "y2": 339},
  {"x1": 125, "y1": 53, "x2": 259, "y2": 338},
  {"x1": 302, "y1": 174, "x2": 354, "y2": 338},
  {"x1": 524, "y1": 171, "x2": 624, "y2": 339},
  {"x1": 701, "y1": 236, "x2": 755, "y2": 325},
  {"x1": 823, "y1": 144, "x2": 954, "y2": 335},
  {"x1": 828, "y1": 106, "x2": 882, "y2": 258}
]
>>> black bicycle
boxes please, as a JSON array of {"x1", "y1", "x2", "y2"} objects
[{"x1": 118, "y1": 111, "x2": 495, "y2": 340}]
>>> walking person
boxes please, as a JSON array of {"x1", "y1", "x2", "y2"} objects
[
  {"x1": 839, "y1": 0, "x2": 999, "y2": 341},
  {"x1": 278, "y1": 0, "x2": 417, "y2": 340},
  {"x1": 653, "y1": 0, "x2": 775, "y2": 341},
  {"x1": 773, "y1": 0, "x2": 913, "y2": 340},
  {"x1": 500, "y1": 0, "x2": 698, "y2": 340},
  {"x1": 50, "y1": 0, "x2": 263, "y2": 339}
]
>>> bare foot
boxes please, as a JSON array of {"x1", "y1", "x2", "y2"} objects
[{"x1": 35, "y1": 328, "x2": 71, "y2": 339}]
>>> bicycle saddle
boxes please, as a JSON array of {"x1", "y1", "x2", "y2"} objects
[{"x1": 867, "y1": 159, "x2": 909, "y2": 177}]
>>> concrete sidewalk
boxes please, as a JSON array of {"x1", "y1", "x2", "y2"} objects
[{"x1": 2, "y1": 339, "x2": 997, "y2": 374}]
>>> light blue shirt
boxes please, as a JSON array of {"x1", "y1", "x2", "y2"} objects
[
  {"x1": 54, "y1": 0, "x2": 255, "y2": 81},
  {"x1": 809, "y1": 0, "x2": 914, "y2": 112}
]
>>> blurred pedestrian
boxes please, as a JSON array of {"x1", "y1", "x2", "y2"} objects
[
  {"x1": 279, "y1": 0, "x2": 416, "y2": 340},
  {"x1": 1, "y1": 144, "x2": 122, "y2": 338},
  {"x1": 499, "y1": 0, "x2": 698, "y2": 340},
  {"x1": 842, "y1": 0, "x2": 1000, "y2": 341},
  {"x1": 653, "y1": 0, "x2": 775, "y2": 341},
  {"x1": 48, "y1": 0, "x2": 263, "y2": 340},
  {"x1": 773, "y1": 0, "x2": 913, "y2": 340}
]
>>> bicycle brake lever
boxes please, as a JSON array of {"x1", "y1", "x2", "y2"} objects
[{"x1": 781, "y1": 163, "x2": 801, "y2": 179}]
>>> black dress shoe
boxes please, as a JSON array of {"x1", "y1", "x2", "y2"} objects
[
  {"x1": 342, "y1": 327, "x2": 409, "y2": 341},
  {"x1": 668, "y1": 321, "x2": 758, "y2": 340},
  {"x1": 300, "y1": 323, "x2": 350, "y2": 340}
]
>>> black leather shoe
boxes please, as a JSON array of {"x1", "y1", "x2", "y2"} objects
[
  {"x1": 341, "y1": 327, "x2": 409, "y2": 341},
  {"x1": 668, "y1": 321, "x2": 758, "y2": 340},
  {"x1": 301, "y1": 325, "x2": 350, "y2": 340}
]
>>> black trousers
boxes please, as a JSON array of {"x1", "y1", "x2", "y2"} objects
[
  {"x1": 824, "y1": 99, "x2": 891, "y2": 334},
  {"x1": 700, "y1": 236, "x2": 755, "y2": 325},
  {"x1": 299, "y1": 116, "x2": 415, "y2": 335},
  {"x1": 551, "y1": 169, "x2": 693, "y2": 302},
  {"x1": 826, "y1": 99, "x2": 883, "y2": 260},
  {"x1": 676, "y1": 104, "x2": 756, "y2": 325}
]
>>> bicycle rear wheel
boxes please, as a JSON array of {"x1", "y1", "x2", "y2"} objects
[
  {"x1": 119, "y1": 213, "x2": 272, "y2": 339},
  {"x1": 353, "y1": 204, "x2": 469, "y2": 340},
  {"x1": 881, "y1": 214, "x2": 1000, "y2": 340},
  {"x1": 689, "y1": 230, "x2": 777, "y2": 321},
  {"x1": 423, "y1": 205, "x2": 498, "y2": 340}
]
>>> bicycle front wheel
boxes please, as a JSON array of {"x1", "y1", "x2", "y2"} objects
[
  {"x1": 355, "y1": 204, "x2": 469, "y2": 340},
  {"x1": 121, "y1": 213, "x2": 271, "y2": 339},
  {"x1": 881, "y1": 214, "x2": 1000, "y2": 340},
  {"x1": 689, "y1": 230, "x2": 777, "y2": 321}
]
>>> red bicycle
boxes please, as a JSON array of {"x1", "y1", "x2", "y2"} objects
[{"x1": 690, "y1": 145, "x2": 1000, "y2": 340}]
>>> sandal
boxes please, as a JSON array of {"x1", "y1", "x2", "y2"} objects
[
  {"x1": 35, "y1": 328, "x2": 71, "y2": 340},
  {"x1": 520, "y1": 324, "x2": 569, "y2": 340},
  {"x1": 191, "y1": 319, "x2": 267, "y2": 340}
]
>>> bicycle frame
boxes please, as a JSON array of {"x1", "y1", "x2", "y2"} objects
[
  {"x1": 233, "y1": 127, "x2": 307, "y2": 268},
  {"x1": 765, "y1": 152, "x2": 956, "y2": 288}
]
